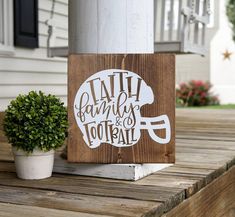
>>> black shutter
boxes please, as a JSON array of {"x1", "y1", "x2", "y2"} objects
[{"x1": 14, "y1": 0, "x2": 39, "y2": 48}]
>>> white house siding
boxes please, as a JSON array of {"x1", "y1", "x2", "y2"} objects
[
  {"x1": 0, "y1": 0, "x2": 68, "y2": 111},
  {"x1": 210, "y1": 0, "x2": 235, "y2": 104},
  {"x1": 176, "y1": 54, "x2": 210, "y2": 84}
]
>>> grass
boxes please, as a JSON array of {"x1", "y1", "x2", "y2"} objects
[{"x1": 178, "y1": 104, "x2": 235, "y2": 109}]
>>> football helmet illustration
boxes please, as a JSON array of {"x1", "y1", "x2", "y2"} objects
[{"x1": 74, "y1": 69, "x2": 171, "y2": 148}]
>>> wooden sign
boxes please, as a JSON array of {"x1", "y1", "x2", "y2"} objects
[{"x1": 68, "y1": 54, "x2": 175, "y2": 163}]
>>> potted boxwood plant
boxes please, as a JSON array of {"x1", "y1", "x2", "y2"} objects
[{"x1": 3, "y1": 91, "x2": 68, "y2": 180}]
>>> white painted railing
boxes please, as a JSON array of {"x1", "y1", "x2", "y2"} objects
[{"x1": 154, "y1": 0, "x2": 210, "y2": 55}]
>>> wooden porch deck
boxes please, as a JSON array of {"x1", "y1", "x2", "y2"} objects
[{"x1": 0, "y1": 109, "x2": 234, "y2": 217}]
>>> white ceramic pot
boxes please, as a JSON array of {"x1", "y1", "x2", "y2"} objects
[{"x1": 12, "y1": 147, "x2": 55, "y2": 180}]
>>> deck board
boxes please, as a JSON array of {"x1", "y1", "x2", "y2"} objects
[
  {"x1": 162, "y1": 166, "x2": 235, "y2": 217},
  {"x1": 0, "y1": 186, "x2": 160, "y2": 217},
  {"x1": 0, "y1": 202, "x2": 110, "y2": 217},
  {"x1": 0, "y1": 109, "x2": 235, "y2": 217}
]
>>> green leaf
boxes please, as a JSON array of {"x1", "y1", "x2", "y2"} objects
[{"x1": 3, "y1": 91, "x2": 68, "y2": 153}]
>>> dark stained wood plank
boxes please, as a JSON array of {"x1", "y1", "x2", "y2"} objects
[
  {"x1": 0, "y1": 131, "x2": 7, "y2": 143},
  {"x1": 0, "y1": 161, "x2": 15, "y2": 172},
  {"x1": 0, "y1": 202, "x2": 109, "y2": 217},
  {"x1": 0, "y1": 112, "x2": 7, "y2": 143},
  {"x1": 228, "y1": 157, "x2": 235, "y2": 169},
  {"x1": 0, "y1": 112, "x2": 4, "y2": 131},
  {"x1": 0, "y1": 142, "x2": 13, "y2": 161},
  {"x1": 0, "y1": 172, "x2": 185, "y2": 206},
  {"x1": 0, "y1": 186, "x2": 161, "y2": 217},
  {"x1": 68, "y1": 54, "x2": 175, "y2": 163},
  {"x1": 156, "y1": 165, "x2": 228, "y2": 197},
  {"x1": 220, "y1": 209, "x2": 235, "y2": 217},
  {"x1": 162, "y1": 166, "x2": 235, "y2": 217}
]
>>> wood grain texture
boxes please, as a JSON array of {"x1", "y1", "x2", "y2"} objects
[
  {"x1": 0, "y1": 186, "x2": 160, "y2": 217},
  {"x1": 69, "y1": 0, "x2": 153, "y2": 54},
  {"x1": 0, "y1": 109, "x2": 235, "y2": 217},
  {"x1": 0, "y1": 113, "x2": 7, "y2": 143},
  {"x1": 68, "y1": 54, "x2": 175, "y2": 163},
  {"x1": 0, "y1": 202, "x2": 108, "y2": 217},
  {"x1": 0, "y1": 172, "x2": 184, "y2": 204},
  {"x1": 162, "y1": 166, "x2": 235, "y2": 217}
]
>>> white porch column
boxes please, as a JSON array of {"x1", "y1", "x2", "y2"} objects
[
  {"x1": 69, "y1": 0, "x2": 154, "y2": 54},
  {"x1": 65, "y1": 0, "x2": 173, "y2": 180}
]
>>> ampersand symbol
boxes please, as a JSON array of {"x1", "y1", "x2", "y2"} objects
[{"x1": 115, "y1": 117, "x2": 122, "y2": 126}]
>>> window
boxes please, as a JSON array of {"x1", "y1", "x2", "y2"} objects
[
  {"x1": 14, "y1": 0, "x2": 39, "y2": 48},
  {"x1": 0, "y1": 0, "x2": 14, "y2": 55}
]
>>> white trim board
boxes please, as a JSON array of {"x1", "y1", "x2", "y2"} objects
[{"x1": 53, "y1": 156, "x2": 172, "y2": 181}]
